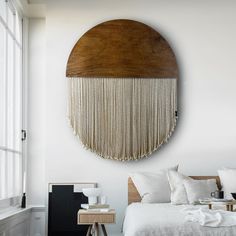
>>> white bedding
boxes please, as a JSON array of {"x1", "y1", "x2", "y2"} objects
[
  {"x1": 123, "y1": 203, "x2": 236, "y2": 236},
  {"x1": 183, "y1": 207, "x2": 236, "y2": 227}
]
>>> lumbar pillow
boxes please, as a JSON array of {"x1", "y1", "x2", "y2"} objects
[
  {"x1": 184, "y1": 179, "x2": 217, "y2": 204},
  {"x1": 130, "y1": 165, "x2": 178, "y2": 203},
  {"x1": 218, "y1": 168, "x2": 236, "y2": 199},
  {"x1": 167, "y1": 170, "x2": 191, "y2": 205}
]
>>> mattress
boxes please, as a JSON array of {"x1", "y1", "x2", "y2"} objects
[{"x1": 123, "y1": 203, "x2": 236, "y2": 236}]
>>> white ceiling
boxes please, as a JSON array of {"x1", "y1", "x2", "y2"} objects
[
  {"x1": 27, "y1": 0, "x2": 46, "y2": 4},
  {"x1": 18, "y1": 0, "x2": 46, "y2": 17}
]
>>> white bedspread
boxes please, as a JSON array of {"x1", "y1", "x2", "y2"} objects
[
  {"x1": 183, "y1": 206, "x2": 236, "y2": 227},
  {"x1": 123, "y1": 203, "x2": 236, "y2": 236}
]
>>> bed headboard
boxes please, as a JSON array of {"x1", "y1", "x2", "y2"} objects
[{"x1": 128, "y1": 176, "x2": 221, "y2": 205}]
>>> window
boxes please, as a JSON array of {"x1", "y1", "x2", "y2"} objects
[{"x1": 0, "y1": 0, "x2": 23, "y2": 203}]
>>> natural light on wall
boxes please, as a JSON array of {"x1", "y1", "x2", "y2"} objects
[{"x1": 0, "y1": 0, "x2": 23, "y2": 203}]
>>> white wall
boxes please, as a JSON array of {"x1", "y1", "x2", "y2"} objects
[
  {"x1": 28, "y1": 18, "x2": 46, "y2": 206},
  {"x1": 28, "y1": 0, "x2": 236, "y2": 234}
]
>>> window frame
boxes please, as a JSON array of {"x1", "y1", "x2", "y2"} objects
[{"x1": 0, "y1": 0, "x2": 27, "y2": 209}]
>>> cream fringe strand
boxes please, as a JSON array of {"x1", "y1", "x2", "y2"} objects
[{"x1": 68, "y1": 78, "x2": 177, "y2": 161}]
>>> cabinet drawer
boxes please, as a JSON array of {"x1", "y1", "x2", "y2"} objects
[{"x1": 79, "y1": 214, "x2": 114, "y2": 224}]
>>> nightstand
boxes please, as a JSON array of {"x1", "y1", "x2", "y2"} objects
[{"x1": 78, "y1": 209, "x2": 116, "y2": 236}]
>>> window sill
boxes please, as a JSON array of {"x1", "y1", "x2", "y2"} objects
[
  {"x1": 0, "y1": 206, "x2": 32, "y2": 222},
  {"x1": 0, "y1": 205, "x2": 45, "y2": 225}
]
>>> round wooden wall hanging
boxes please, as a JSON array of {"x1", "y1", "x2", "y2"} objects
[{"x1": 66, "y1": 19, "x2": 178, "y2": 161}]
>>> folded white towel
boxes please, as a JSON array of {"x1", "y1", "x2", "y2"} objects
[{"x1": 183, "y1": 206, "x2": 236, "y2": 227}]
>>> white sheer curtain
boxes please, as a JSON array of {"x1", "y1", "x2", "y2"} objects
[{"x1": 0, "y1": 0, "x2": 23, "y2": 201}]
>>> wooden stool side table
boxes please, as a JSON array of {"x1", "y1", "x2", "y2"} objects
[{"x1": 78, "y1": 209, "x2": 116, "y2": 236}]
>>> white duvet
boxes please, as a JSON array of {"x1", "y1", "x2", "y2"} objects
[
  {"x1": 123, "y1": 203, "x2": 236, "y2": 236},
  {"x1": 183, "y1": 207, "x2": 236, "y2": 227}
]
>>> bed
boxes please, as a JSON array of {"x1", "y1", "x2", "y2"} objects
[{"x1": 123, "y1": 177, "x2": 236, "y2": 236}]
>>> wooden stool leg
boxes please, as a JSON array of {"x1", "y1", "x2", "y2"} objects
[
  {"x1": 91, "y1": 223, "x2": 96, "y2": 235},
  {"x1": 101, "y1": 224, "x2": 107, "y2": 236},
  {"x1": 95, "y1": 223, "x2": 99, "y2": 236},
  {"x1": 208, "y1": 204, "x2": 212, "y2": 210},
  {"x1": 86, "y1": 225, "x2": 92, "y2": 236}
]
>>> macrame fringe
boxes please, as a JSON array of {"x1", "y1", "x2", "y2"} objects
[{"x1": 68, "y1": 78, "x2": 177, "y2": 161}]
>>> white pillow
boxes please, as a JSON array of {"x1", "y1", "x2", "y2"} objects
[
  {"x1": 167, "y1": 170, "x2": 190, "y2": 205},
  {"x1": 130, "y1": 165, "x2": 178, "y2": 203},
  {"x1": 218, "y1": 168, "x2": 236, "y2": 199},
  {"x1": 184, "y1": 179, "x2": 217, "y2": 204}
]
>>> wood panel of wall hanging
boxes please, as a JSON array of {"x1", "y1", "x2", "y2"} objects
[{"x1": 66, "y1": 19, "x2": 179, "y2": 161}]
